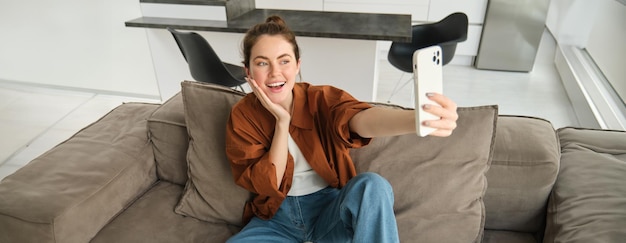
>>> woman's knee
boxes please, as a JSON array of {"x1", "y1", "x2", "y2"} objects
[{"x1": 351, "y1": 172, "x2": 393, "y2": 195}]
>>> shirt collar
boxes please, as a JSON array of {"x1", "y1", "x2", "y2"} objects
[{"x1": 291, "y1": 83, "x2": 314, "y2": 129}]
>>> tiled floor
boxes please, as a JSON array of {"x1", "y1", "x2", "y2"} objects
[
  {"x1": 0, "y1": 85, "x2": 160, "y2": 179},
  {"x1": 0, "y1": 30, "x2": 578, "y2": 180}
]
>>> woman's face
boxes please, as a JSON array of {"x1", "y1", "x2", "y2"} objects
[{"x1": 246, "y1": 35, "x2": 301, "y2": 108}]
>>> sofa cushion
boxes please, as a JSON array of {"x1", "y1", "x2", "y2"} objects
[
  {"x1": 483, "y1": 116, "x2": 560, "y2": 234},
  {"x1": 482, "y1": 230, "x2": 537, "y2": 243},
  {"x1": 544, "y1": 127, "x2": 626, "y2": 242},
  {"x1": 350, "y1": 104, "x2": 498, "y2": 243},
  {"x1": 92, "y1": 181, "x2": 233, "y2": 243},
  {"x1": 147, "y1": 92, "x2": 189, "y2": 185},
  {"x1": 174, "y1": 81, "x2": 250, "y2": 226}
]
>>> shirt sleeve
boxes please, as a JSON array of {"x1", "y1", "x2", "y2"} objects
[
  {"x1": 225, "y1": 102, "x2": 293, "y2": 200},
  {"x1": 321, "y1": 86, "x2": 373, "y2": 148}
]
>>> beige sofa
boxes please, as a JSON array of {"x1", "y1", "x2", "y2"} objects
[{"x1": 1, "y1": 81, "x2": 624, "y2": 243}]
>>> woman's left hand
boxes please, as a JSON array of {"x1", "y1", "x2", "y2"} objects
[
  {"x1": 422, "y1": 93, "x2": 458, "y2": 137},
  {"x1": 246, "y1": 77, "x2": 291, "y2": 124}
]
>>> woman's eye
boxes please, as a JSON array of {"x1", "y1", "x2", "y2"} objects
[
  {"x1": 256, "y1": 62, "x2": 267, "y2": 66},
  {"x1": 280, "y1": 60, "x2": 290, "y2": 65}
]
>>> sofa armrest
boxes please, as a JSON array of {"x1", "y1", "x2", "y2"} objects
[{"x1": 0, "y1": 103, "x2": 159, "y2": 243}]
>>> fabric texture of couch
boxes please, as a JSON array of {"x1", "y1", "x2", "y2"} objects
[{"x1": 0, "y1": 81, "x2": 624, "y2": 243}]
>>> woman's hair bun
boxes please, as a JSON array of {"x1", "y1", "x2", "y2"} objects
[{"x1": 265, "y1": 15, "x2": 287, "y2": 27}]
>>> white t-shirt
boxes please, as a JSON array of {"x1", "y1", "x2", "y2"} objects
[{"x1": 287, "y1": 135, "x2": 329, "y2": 196}]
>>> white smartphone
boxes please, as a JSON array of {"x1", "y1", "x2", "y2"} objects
[{"x1": 413, "y1": 45, "x2": 443, "y2": 137}]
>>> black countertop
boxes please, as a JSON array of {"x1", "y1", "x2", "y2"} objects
[{"x1": 126, "y1": 9, "x2": 412, "y2": 42}]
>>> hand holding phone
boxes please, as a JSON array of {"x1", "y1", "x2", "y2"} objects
[{"x1": 413, "y1": 46, "x2": 444, "y2": 137}]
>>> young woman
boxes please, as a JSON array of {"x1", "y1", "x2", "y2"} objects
[{"x1": 225, "y1": 15, "x2": 458, "y2": 243}]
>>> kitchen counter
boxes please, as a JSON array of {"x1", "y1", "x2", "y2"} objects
[{"x1": 126, "y1": 9, "x2": 411, "y2": 42}]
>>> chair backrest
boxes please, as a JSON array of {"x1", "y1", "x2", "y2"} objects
[
  {"x1": 415, "y1": 12, "x2": 468, "y2": 47},
  {"x1": 167, "y1": 28, "x2": 244, "y2": 87},
  {"x1": 388, "y1": 12, "x2": 469, "y2": 72}
]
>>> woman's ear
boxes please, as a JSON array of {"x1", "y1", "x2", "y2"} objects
[
  {"x1": 295, "y1": 59, "x2": 302, "y2": 73},
  {"x1": 296, "y1": 59, "x2": 302, "y2": 81},
  {"x1": 244, "y1": 67, "x2": 251, "y2": 78}
]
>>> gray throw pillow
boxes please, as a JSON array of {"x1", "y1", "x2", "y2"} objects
[
  {"x1": 544, "y1": 127, "x2": 626, "y2": 242},
  {"x1": 350, "y1": 104, "x2": 498, "y2": 243},
  {"x1": 174, "y1": 81, "x2": 249, "y2": 226}
]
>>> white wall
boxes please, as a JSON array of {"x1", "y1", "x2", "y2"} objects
[
  {"x1": 0, "y1": 0, "x2": 159, "y2": 98},
  {"x1": 547, "y1": 0, "x2": 626, "y2": 103},
  {"x1": 586, "y1": 0, "x2": 626, "y2": 103},
  {"x1": 545, "y1": 0, "x2": 599, "y2": 47}
]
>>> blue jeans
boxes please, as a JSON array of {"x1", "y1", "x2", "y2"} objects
[{"x1": 226, "y1": 172, "x2": 399, "y2": 243}]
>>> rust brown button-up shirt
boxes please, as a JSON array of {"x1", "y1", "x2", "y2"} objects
[{"x1": 225, "y1": 82, "x2": 372, "y2": 224}]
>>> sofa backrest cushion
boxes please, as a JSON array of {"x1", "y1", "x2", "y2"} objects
[
  {"x1": 174, "y1": 81, "x2": 250, "y2": 226},
  {"x1": 483, "y1": 115, "x2": 560, "y2": 235},
  {"x1": 167, "y1": 80, "x2": 499, "y2": 240},
  {"x1": 350, "y1": 104, "x2": 498, "y2": 243},
  {"x1": 544, "y1": 127, "x2": 626, "y2": 242},
  {"x1": 147, "y1": 93, "x2": 189, "y2": 185}
]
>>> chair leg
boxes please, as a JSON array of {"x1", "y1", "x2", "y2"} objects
[{"x1": 386, "y1": 72, "x2": 414, "y2": 103}]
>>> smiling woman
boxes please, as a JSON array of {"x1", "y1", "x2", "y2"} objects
[{"x1": 223, "y1": 15, "x2": 458, "y2": 243}]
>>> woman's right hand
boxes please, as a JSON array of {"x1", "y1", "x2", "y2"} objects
[{"x1": 247, "y1": 77, "x2": 291, "y2": 125}]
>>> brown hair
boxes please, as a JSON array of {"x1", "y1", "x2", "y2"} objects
[{"x1": 241, "y1": 15, "x2": 301, "y2": 68}]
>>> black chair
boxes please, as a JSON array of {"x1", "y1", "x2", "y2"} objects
[
  {"x1": 386, "y1": 12, "x2": 468, "y2": 102},
  {"x1": 167, "y1": 27, "x2": 246, "y2": 91}
]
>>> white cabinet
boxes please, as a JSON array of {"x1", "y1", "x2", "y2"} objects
[
  {"x1": 255, "y1": 0, "x2": 323, "y2": 11},
  {"x1": 457, "y1": 25, "x2": 482, "y2": 56},
  {"x1": 140, "y1": 3, "x2": 227, "y2": 21},
  {"x1": 324, "y1": 0, "x2": 430, "y2": 21},
  {"x1": 255, "y1": 0, "x2": 488, "y2": 24},
  {"x1": 427, "y1": 0, "x2": 488, "y2": 24},
  {"x1": 323, "y1": 0, "x2": 487, "y2": 24}
]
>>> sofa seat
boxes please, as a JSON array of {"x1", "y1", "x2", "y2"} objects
[
  {"x1": 483, "y1": 230, "x2": 538, "y2": 243},
  {"x1": 91, "y1": 181, "x2": 233, "y2": 243}
]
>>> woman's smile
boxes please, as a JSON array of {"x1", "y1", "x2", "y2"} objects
[{"x1": 267, "y1": 81, "x2": 287, "y2": 90}]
